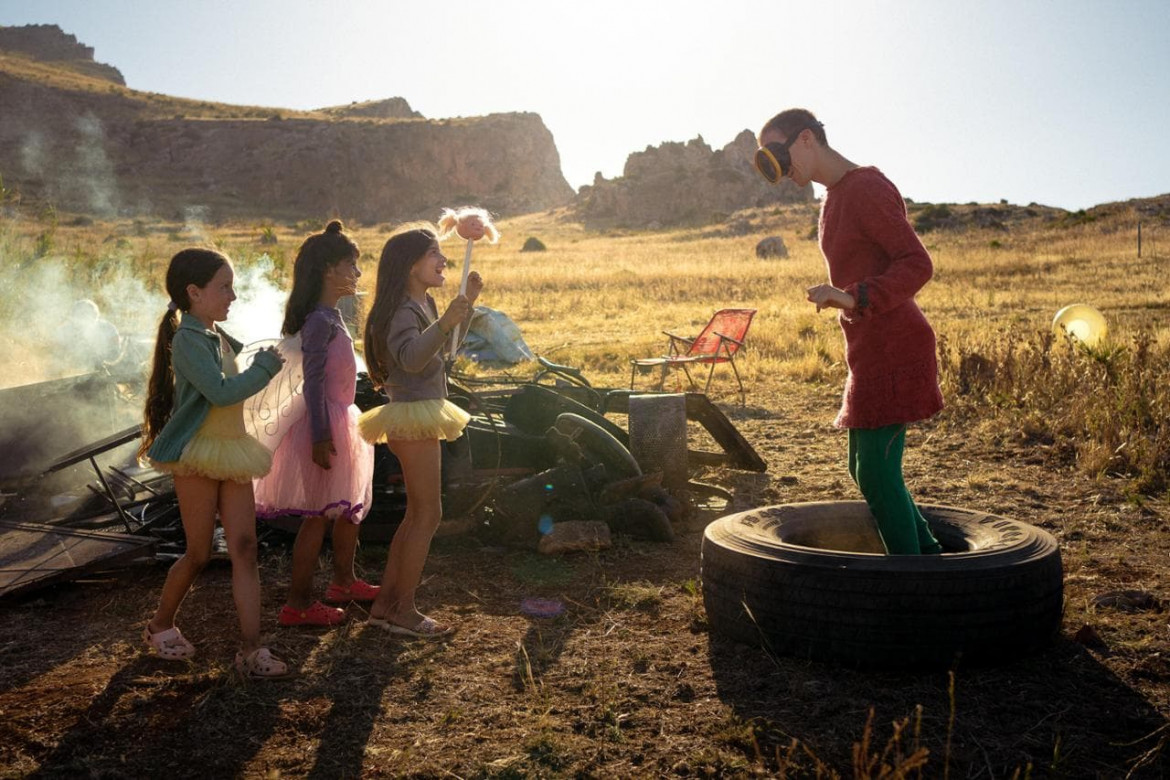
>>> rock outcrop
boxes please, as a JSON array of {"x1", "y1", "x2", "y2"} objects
[
  {"x1": 572, "y1": 131, "x2": 813, "y2": 229},
  {"x1": 319, "y1": 98, "x2": 423, "y2": 120},
  {"x1": 0, "y1": 26, "x2": 573, "y2": 221},
  {"x1": 0, "y1": 24, "x2": 124, "y2": 85}
]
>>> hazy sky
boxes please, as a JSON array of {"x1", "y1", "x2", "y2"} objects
[{"x1": 2, "y1": 0, "x2": 1168, "y2": 210}]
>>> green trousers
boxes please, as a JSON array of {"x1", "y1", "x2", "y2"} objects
[{"x1": 848, "y1": 424, "x2": 942, "y2": 555}]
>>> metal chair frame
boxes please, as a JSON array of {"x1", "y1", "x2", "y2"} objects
[{"x1": 629, "y1": 308, "x2": 756, "y2": 404}]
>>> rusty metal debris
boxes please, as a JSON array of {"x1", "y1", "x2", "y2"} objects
[{"x1": 0, "y1": 361, "x2": 765, "y2": 597}]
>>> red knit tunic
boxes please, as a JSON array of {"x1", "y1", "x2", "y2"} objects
[{"x1": 818, "y1": 167, "x2": 944, "y2": 429}]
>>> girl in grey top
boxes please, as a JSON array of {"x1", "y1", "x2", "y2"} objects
[{"x1": 358, "y1": 226, "x2": 483, "y2": 639}]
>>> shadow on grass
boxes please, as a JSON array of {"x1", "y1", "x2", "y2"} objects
[
  {"x1": 25, "y1": 654, "x2": 290, "y2": 778},
  {"x1": 303, "y1": 624, "x2": 426, "y2": 779},
  {"x1": 707, "y1": 634, "x2": 1169, "y2": 777},
  {"x1": 20, "y1": 621, "x2": 424, "y2": 779},
  {"x1": 0, "y1": 566, "x2": 158, "y2": 694}
]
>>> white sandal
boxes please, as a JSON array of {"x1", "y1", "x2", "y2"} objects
[
  {"x1": 143, "y1": 625, "x2": 196, "y2": 661},
  {"x1": 234, "y1": 647, "x2": 293, "y2": 680},
  {"x1": 368, "y1": 615, "x2": 456, "y2": 640}
]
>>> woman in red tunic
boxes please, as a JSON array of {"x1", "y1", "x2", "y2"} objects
[{"x1": 756, "y1": 108, "x2": 943, "y2": 554}]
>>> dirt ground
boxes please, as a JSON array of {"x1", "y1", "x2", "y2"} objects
[{"x1": 2, "y1": 377, "x2": 1169, "y2": 778}]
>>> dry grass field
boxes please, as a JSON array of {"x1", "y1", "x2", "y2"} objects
[{"x1": 1, "y1": 198, "x2": 1170, "y2": 777}]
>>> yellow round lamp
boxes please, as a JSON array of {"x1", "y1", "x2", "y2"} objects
[{"x1": 1052, "y1": 304, "x2": 1107, "y2": 348}]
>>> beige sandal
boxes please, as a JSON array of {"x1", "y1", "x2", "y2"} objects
[
  {"x1": 367, "y1": 615, "x2": 455, "y2": 640},
  {"x1": 143, "y1": 625, "x2": 196, "y2": 660},
  {"x1": 234, "y1": 647, "x2": 294, "y2": 680}
]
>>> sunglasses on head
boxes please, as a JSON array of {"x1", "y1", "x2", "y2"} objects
[{"x1": 754, "y1": 122, "x2": 823, "y2": 184}]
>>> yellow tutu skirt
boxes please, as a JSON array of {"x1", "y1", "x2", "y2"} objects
[
  {"x1": 154, "y1": 404, "x2": 273, "y2": 484},
  {"x1": 358, "y1": 398, "x2": 470, "y2": 443}
]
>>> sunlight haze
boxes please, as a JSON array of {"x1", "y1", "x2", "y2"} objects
[{"x1": 1, "y1": 0, "x2": 1167, "y2": 210}]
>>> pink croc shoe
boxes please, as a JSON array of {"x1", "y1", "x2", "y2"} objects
[
  {"x1": 278, "y1": 601, "x2": 345, "y2": 627},
  {"x1": 325, "y1": 579, "x2": 381, "y2": 603},
  {"x1": 235, "y1": 647, "x2": 294, "y2": 680},
  {"x1": 143, "y1": 625, "x2": 196, "y2": 660}
]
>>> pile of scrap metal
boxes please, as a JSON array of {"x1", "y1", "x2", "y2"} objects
[
  {"x1": 0, "y1": 371, "x2": 160, "y2": 599},
  {"x1": 0, "y1": 361, "x2": 765, "y2": 596},
  {"x1": 428, "y1": 357, "x2": 766, "y2": 553},
  {"x1": 265, "y1": 362, "x2": 765, "y2": 552}
]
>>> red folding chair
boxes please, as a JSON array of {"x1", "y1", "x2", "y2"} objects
[{"x1": 629, "y1": 308, "x2": 756, "y2": 404}]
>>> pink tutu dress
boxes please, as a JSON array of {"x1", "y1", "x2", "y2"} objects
[{"x1": 251, "y1": 307, "x2": 374, "y2": 522}]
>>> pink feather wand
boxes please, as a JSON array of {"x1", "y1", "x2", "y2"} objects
[{"x1": 437, "y1": 207, "x2": 499, "y2": 355}]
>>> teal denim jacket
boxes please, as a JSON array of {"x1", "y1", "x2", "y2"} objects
[{"x1": 146, "y1": 313, "x2": 282, "y2": 463}]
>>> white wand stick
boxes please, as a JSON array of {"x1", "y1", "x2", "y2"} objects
[
  {"x1": 438, "y1": 206, "x2": 497, "y2": 359},
  {"x1": 450, "y1": 237, "x2": 474, "y2": 356}
]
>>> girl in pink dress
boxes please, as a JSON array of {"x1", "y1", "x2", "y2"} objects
[{"x1": 252, "y1": 221, "x2": 377, "y2": 626}]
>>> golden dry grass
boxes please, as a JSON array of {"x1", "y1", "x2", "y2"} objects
[
  {"x1": 2, "y1": 199, "x2": 1170, "y2": 776},
  {"x1": 3, "y1": 199, "x2": 1168, "y2": 477}
]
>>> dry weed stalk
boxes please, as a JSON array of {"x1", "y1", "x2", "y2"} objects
[
  {"x1": 850, "y1": 707, "x2": 930, "y2": 779},
  {"x1": 939, "y1": 326, "x2": 1170, "y2": 496}
]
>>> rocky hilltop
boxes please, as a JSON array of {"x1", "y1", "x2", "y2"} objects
[
  {"x1": 0, "y1": 23, "x2": 124, "y2": 85},
  {"x1": 572, "y1": 131, "x2": 813, "y2": 229},
  {"x1": 0, "y1": 25, "x2": 573, "y2": 221}
]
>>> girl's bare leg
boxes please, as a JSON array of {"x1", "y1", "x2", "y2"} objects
[
  {"x1": 329, "y1": 515, "x2": 361, "y2": 588},
  {"x1": 218, "y1": 479, "x2": 263, "y2": 653},
  {"x1": 369, "y1": 438, "x2": 443, "y2": 628},
  {"x1": 286, "y1": 516, "x2": 327, "y2": 609},
  {"x1": 148, "y1": 474, "x2": 218, "y2": 634}
]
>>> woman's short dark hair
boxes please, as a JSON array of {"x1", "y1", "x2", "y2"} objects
[{"x1": 760, "y1": 108, "x2": 828, "y2": 146}]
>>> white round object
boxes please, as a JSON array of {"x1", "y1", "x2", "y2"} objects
[{"x1": 1052, "y1": 304, "x2": 1107, "y2": 347}]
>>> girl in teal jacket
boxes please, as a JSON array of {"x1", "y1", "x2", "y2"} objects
[{"x1": 139, "y1": 248, "x2": 290, "y2": 679}]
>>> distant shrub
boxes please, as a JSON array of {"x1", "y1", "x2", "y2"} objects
[
  {"x1": 755, "y1": 236, "x2": 788, "y2": 259},
  {"x1": 520, "y1": 236, "x2": 546, "y2": 252},
  {"x1": 913, "y1": 204, "x2": 956, "y2": 233},
  {"x1": 259, "y1": 225, "x2": 278, "y2": 245},
  {"x1": 1063, "y1": 209, "x2": 1098, "y2": 227},
  {"x1": 988, "y1": 239, "x2": 1003, "y2": 249},
  {"x1": 33, "y1": 230, "x2": 53, "y2": 258}
]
